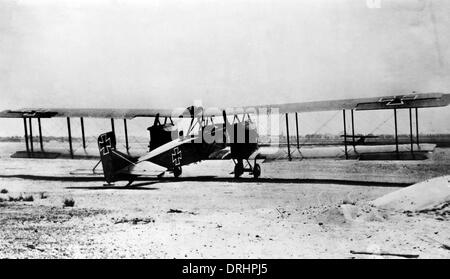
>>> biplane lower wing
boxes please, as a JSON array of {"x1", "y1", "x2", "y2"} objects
[{"x1": 251, "y1": 144, "x2": 436, "y2": 161}]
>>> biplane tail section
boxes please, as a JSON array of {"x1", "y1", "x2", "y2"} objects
[{"x1": 97, "y1": 131, "x2": 136, "y2": 183}]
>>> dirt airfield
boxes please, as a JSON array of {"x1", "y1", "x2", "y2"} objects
[{"x1": 0, "y1": 145, "x2": 449, "y2": 259}]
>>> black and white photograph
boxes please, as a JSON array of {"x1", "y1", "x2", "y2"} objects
[{"x1": 0, "y1": 0, "x2": 449, "y2": 262}]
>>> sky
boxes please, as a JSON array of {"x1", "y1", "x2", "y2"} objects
[{"x1": 0, "y1": 0, "x2": 449, "y2": 136}]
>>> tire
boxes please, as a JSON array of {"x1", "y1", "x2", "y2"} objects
[
  {"x1": 234, "y1": 161, "x2": 244, "y2": 178},
  {"x1": 173, "y1": 166, "x2": 182, "y2": 178},
  {"x1": 253, "y1": 163, "x2": 261, "y2": 179}
]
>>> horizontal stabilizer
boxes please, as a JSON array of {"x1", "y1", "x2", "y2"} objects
[{"x1": 126, "y1": 161, "x2": 167, "y2": 176}]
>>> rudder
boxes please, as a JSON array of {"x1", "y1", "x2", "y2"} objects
[{"x1": 98, "y1": 131, "x2": 136, "y2": 183}]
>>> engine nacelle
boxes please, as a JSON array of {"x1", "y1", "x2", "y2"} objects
[
  {"x1": 147, "y1": 115, "x2": 178, "y2": 151},
  {"x1": 228, "y1": 120, "x2": 258, "y2": 159}
]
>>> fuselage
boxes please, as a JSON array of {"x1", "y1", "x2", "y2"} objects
[{"x1": 145, "y1": 114, "x2": 259, "y2": 170}]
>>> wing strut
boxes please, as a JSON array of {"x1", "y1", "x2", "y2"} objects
[
  {"x1": 295, "y1": 112, "x2": 300, "y2": 150},
  {"x1": 409, "y1": 108, "x2": 414, "y2": 156},
  {"x1": 38, "y1": 118, "x2": 44, "y2": 151},
  {"x1": 124, "y1": 119, "x2": 129, "y2": 154},
  {"x1": 342, "y1": 110, "x2": 348, "y2": 159},
  {"x1": 29, "y1": 118, "x2": 34, "y2": 153},
  {"x1": 351, "y1": 110, "x2": 356, "y2": 150},
  {"x1": 415, "y1": 108, "x2": 420, "y2": 146},
  {"x1": 394, "y1": 109, "x2": 399, "y2": 159},
  {"x1": 80, "y1": 117, "x2": 86, "y2": 149},
  {"x1": 23, "y1": 117, "x2": 29, "y2": 154},
  {"x1": 67, "y1": 117, "x2": 74, "y2": 159},
  {"x1": 285, "y1": 113, "x2": 291, "y2": 161}
]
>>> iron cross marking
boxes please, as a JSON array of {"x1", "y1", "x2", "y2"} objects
[
  {"x1": 378, "y1": 95, "x2": 417, "y2": 106},
  {"x1": 172, "y1": 147, "x2": 182, "y2": 166},
  {"x1": 98, "y1": 134, "x2": 112, "y2": 155}
]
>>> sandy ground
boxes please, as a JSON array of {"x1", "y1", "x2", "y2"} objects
[{"x1": 0, "y1": 143, "x2": 449, "y2": 258}]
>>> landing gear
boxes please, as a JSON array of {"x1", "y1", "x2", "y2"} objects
[
  {"x1": 125, "y1": 178, "x2": 135, "y2": 187},
  {"x1": 253, "y1": 163, "x2": 261, "y2": 179},
  {"x1": 234, "y1": 160, "x2": 244, "y2": 178},
  {"x1": 232, "y1": 159, "x2": 261, "y2": 179},
  {"x1": 173, "y1": 166, "x2": 182, "y2": 178}
]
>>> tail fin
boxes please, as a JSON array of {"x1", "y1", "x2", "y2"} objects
[{"x1": 98, "y1": 131, "x2": 136, "y2": 183}]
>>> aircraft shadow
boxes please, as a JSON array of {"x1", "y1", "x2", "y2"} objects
[
  {"x1": 136, "y1": 176, "x2": 410, "y2": 187},
  {"x1": 0, "y1": 174, "x2": 106, "y2": 182},
  {"x1": 65, "y1": 181, "x2": 160, "y2": 190},
  {"x1": 0, "y1": 174, "x2": 410, "y2": 187}
]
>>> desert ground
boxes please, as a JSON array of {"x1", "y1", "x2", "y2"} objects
[{"x1": 0, "y1": 142, "x2": 449, "y2": 259}]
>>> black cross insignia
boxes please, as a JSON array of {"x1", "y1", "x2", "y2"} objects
[
  {"x1": 378, "y1": 94, "x2": 417, "y2": 106},
  {"x1": 98, "y1": 134, "x2": 112, "y2": 155},
  {"x1": 172, "y1": 147, "x2": 182, "y2": 166}
]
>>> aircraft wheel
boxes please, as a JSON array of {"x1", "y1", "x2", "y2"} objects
[
  {"x1": 173, "y1": 166, "x2": 182, "y2": 178},
  {"x1": 234, "y1": 161, "x2": 244, "y2": 178},
  {"x1": 253, "y1": 164, "x2": 261, "y2": 179}
]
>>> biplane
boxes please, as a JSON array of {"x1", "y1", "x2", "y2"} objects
[
  {"x1": 1, "y1": 92, "x2": 449, "y2": 185},
  {"x1": 340, "y1": 134, "x2": 379, "y2": 145}
]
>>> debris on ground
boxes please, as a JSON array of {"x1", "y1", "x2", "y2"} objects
[
  {"x1": 6, "y1": 194, "x2": 34, "y2": 202},
  {"x1": 167, "y1": 209, "x2": 197, "y2": 215},
  {"x1": 276, "y1": 207, "x2": 291, "y2": 219},
  {"x1": 372, "y1": 175, "x2": 450, "y2": 212},
  {"x1": 167, "y1": 209, "x2": 183, "y2": 213},
  {"x1": 8, "y1": 195, "x2": 23, "y2": 202},
  {"x1": 113, "y1": 217, "x2": 155, "y2": 225},
  {"x1": 22, "y1": 195, "x2": 34, "y2": 202},
  {"x1": 25, "y1": 244, "x2": 45, "y2": 252},
  {"x1": 350, "y1": 250, "x2": 419, "y2": 258},
  {"x1": 63, "y1": 197, "x2": 75, "y2": 207},
  {"x1": 1, "y1": 189, "x2": 8, "y2": 194},
  {"x1": 342, "y1": 198, "x2": 356, "y2": 205}
]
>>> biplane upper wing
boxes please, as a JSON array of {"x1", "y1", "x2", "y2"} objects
[
  {"x1": 0, "y1": 108, "x2": 186, "y2": 119},
  {"x1": 224, "y1": 92, "x2": 450, "y2": 115},
  {"x1": 1, "y1": 92, "x2": 449, "y2": 119}
]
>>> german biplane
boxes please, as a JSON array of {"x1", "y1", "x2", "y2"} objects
[
  {"x1": 1, "y1": 92, "x2": 449, "y2": 185},
  {"x1": 340, "y1": 134, "x2": 379, "y2": 145}
]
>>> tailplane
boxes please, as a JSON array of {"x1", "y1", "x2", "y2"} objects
[{"x1": 97, "y1": 131, "x2": 136, "y2": 183}]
